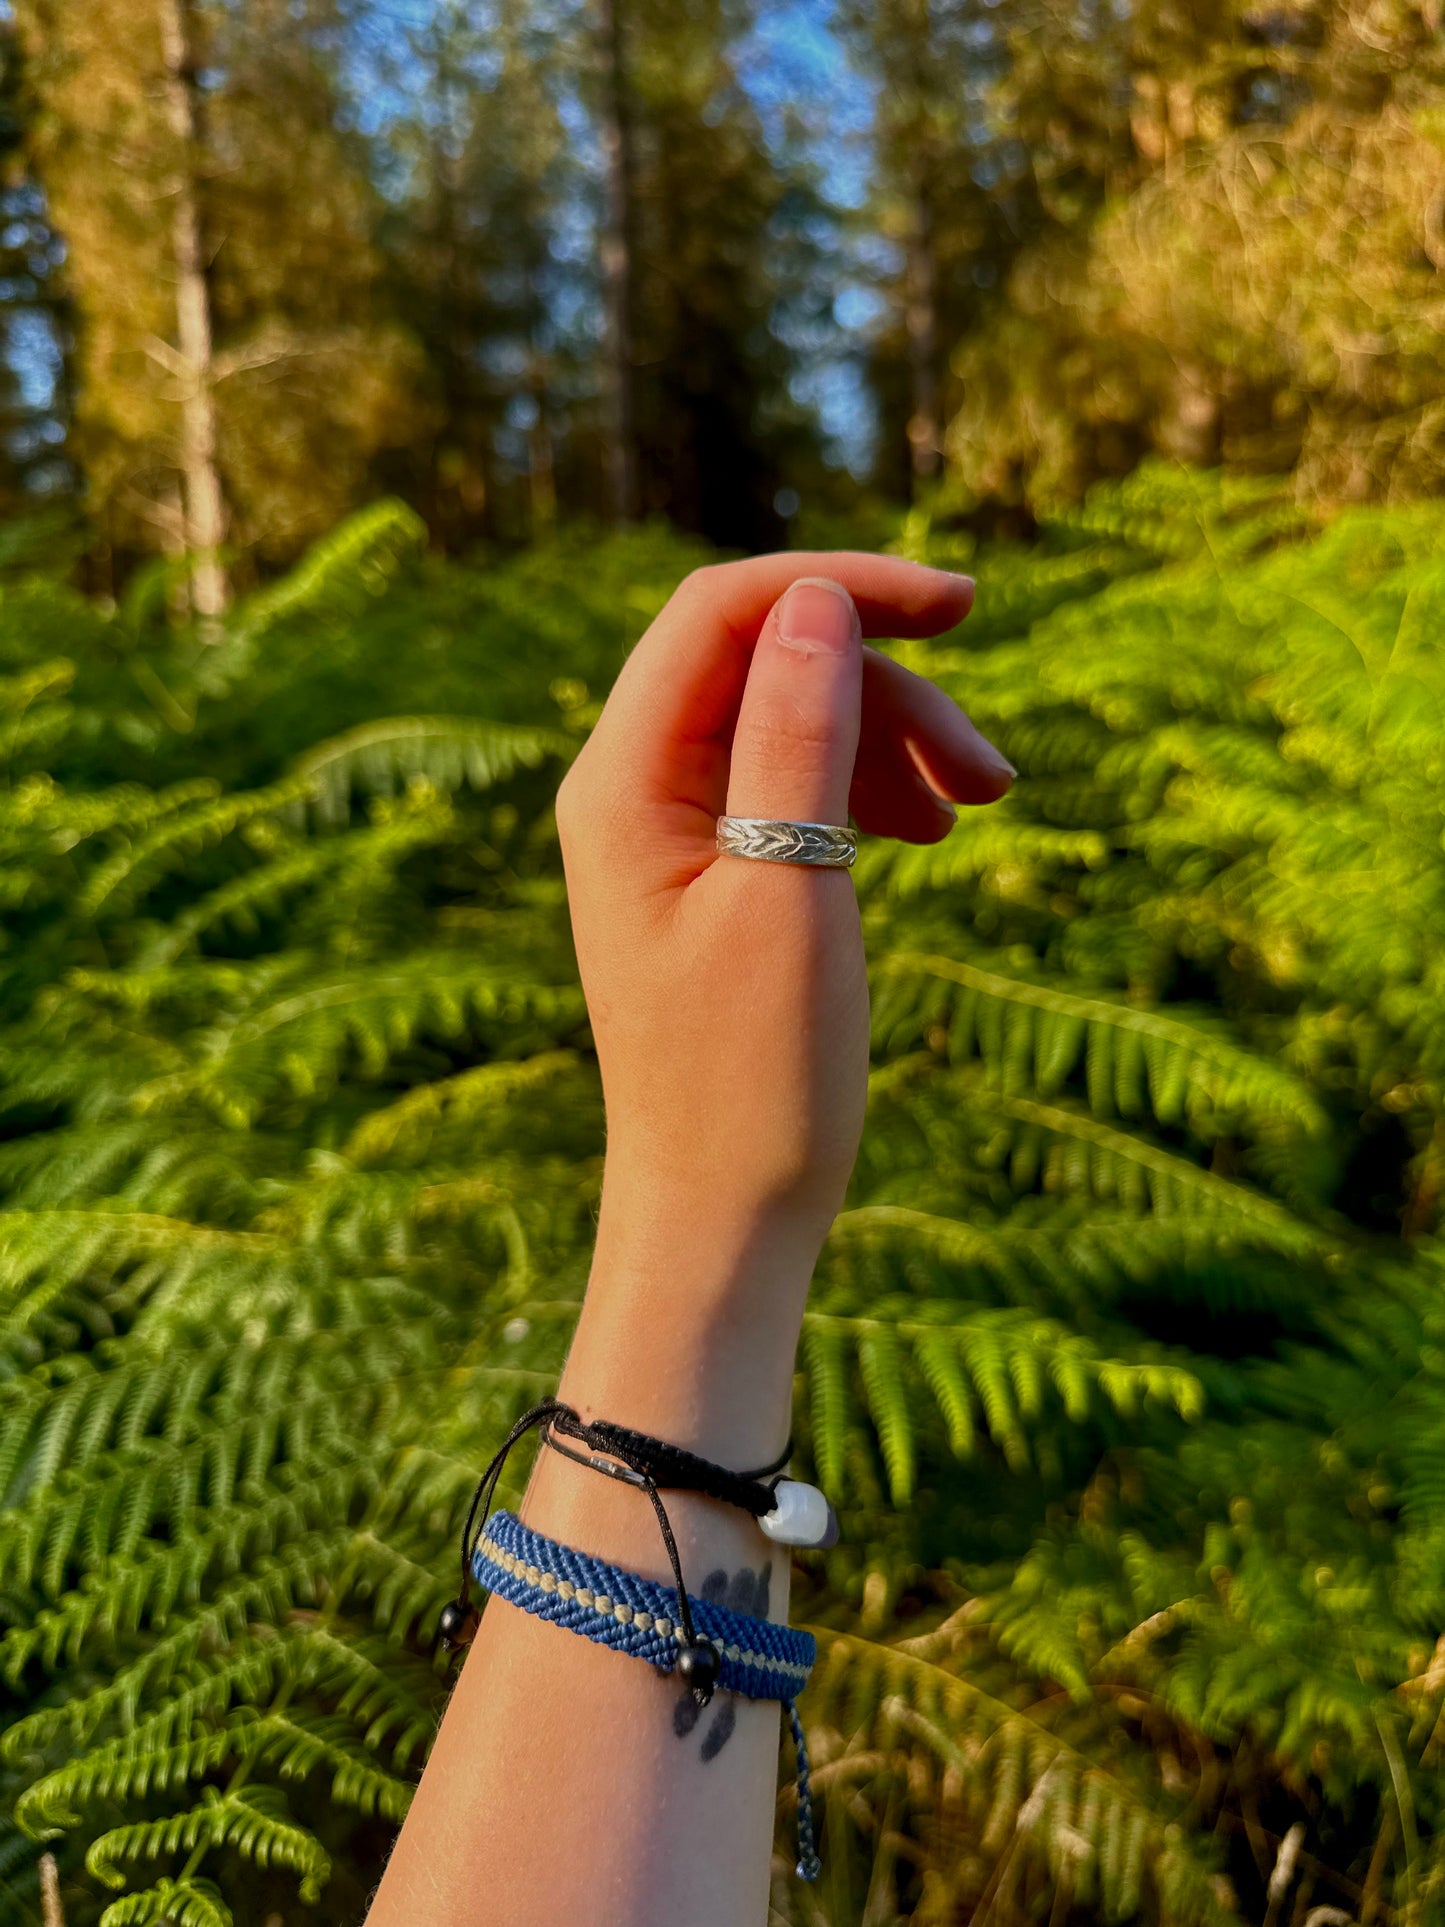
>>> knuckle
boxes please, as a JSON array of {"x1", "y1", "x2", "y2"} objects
[
  {"x1": 555, "y1": 754, "x2": 627, "y2": 852},
  {"x1": 743, "y1": 700, "x2": 835, "y2": 765},
  {"x1": 553, "y1": 764, "x2": 594, "y2": 837},
  {"x1": 675, "y1": 562, "x2": 725, "y2": 609}
]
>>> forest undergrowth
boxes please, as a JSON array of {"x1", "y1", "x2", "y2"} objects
[{"x1": 2, "y1": 467, "x2": 1445, "y2": 1926}]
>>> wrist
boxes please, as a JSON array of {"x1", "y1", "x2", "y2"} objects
[
  {"x1": 516, "y1": 1419, "x2": 790, "y2": 1627},
  {"x1": 558, "y1": 1160, "x2": 827, "y2": 1467},
  {"x1": 598, "y1": 1144, "x2": 847, "y2": 1269},
  {"x1": 517, "y1": 1166, "x2": 812, "y2": 1615},
  {"x1": 591, "y1": 1155, "x2": 831, "y2": 1313},
  {"x1": 556, "y1": 1287, "x2": 797, "y2": 1471}
]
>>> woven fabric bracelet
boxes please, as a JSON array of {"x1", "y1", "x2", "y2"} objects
[{"x1": 473, "y1": 1507, "x2": 822, "y2": 1882}]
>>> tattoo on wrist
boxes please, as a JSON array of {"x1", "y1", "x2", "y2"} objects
[{"x1": 671, "y1": 1562, "x2": 772, "y2": 1760}]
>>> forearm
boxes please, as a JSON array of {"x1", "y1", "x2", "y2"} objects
[{"x1": 365, "y1": 1167, "x2": 826, "y2": 1927}]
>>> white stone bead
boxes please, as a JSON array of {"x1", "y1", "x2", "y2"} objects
[{"x1": 758, "y1": 1479, "x2": 839, "y2": 1548}]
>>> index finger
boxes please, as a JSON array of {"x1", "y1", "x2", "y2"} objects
[{"x1": 586, "y1": 551, "x2": 975, "y2": 780}]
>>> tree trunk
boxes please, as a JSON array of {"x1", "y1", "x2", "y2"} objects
[
  {"x1": 157, "y1": 0, "x2": 228, "y2": 627},
  {"x1": 595, "y1": 0, "x2": 638, "y2": 523},
  {"x1": 905, "y1": 182, "x2": 941, "y2": 487},
  {"x1": 156, "y1": 469, "x2": 193, "y2": 625}
]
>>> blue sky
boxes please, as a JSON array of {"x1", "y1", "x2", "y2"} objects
[{"x1": 735, "y1": 1, "x2": 885, "y2": 473}]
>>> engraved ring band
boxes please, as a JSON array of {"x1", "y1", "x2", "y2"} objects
[{"x1": 714, "y1": 816, "x2": 858, "y2": 869}]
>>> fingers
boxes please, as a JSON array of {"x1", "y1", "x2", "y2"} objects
[
  {"x1": 586, "y1": 552, "x2": 976, "y2": 795},
  {"x1": 702, "y1": 550, "x2": 976, "y2": 645},
  {"x1": 849, "y1": 756, "x2": 959, "y2": 843},
  {"x1": 856, "y1": 645, "x2": 1015, "y2": 811}
]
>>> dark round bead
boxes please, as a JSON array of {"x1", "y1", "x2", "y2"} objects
[
  {"x1": 676, "y1": 1640, "x2": 720, "y2": 1700},
  {"x1": 437, "y1": 1600, "x2": 479, "y2": 1649}
]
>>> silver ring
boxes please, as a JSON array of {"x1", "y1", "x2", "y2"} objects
[{"x1": 715, "y1": 815, "x2": 857, "y2": 869}]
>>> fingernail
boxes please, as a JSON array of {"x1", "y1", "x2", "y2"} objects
[
  {"x1": 981, "y1": 741, "x2": 1016, "y2": 780},
  {"x1": 776, "y1": 578, "x2": 859, "y2": 655}
]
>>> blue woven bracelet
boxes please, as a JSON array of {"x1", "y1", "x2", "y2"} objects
[{"x1": 474, "y1": 1507, "x2": 822, "y2": 1881}]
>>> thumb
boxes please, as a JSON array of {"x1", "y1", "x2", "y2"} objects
[{"x1": 725, "y1": 576, "x2": 863, "y2": 831}]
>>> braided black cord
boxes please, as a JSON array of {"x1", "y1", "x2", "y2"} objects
[
  {"x1": 544, "y1": 1410, "x2": 794, "y2": 1515},
  {"x1": 786, "y1": 1700, "x2": 822, "y2": 1881}
]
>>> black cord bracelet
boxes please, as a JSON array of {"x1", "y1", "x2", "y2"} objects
[
  {"x1": 541, "y1": 1408, "x2": 793, "y2": 1515},
  {"x1": 542, "y1": 1409, "x2": 838, "y2": 1548}
]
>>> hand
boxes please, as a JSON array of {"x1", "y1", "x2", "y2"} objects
[{"x1": 555, "y1": 554, "x2": 1015, "y2": 1255}]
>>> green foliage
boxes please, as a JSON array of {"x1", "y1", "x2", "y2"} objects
[
  {"x1": 2, "y1": 473, "x2": 1445, "y2": 1925},
  {"x1": 775, "y1": 463, "x2": 1445, "y2": 1924},
  {"x1": 86, "y1": 1786, "x2": 330, "y2": 1901},
  {"x1": 934, "y1": 0, "x2": 1445, "y2": 518}
]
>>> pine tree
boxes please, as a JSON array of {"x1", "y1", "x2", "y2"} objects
[
  {"x1": 369, "y1": 0, "x2": 827, "y2": 553},
  {"x1": 835, "y1": 0, "x2": 1025, "y2": 504},
  {"x1": 596, "y1": 0, "x2": 820, "y2": 549},
  {"x1": 374, "y1": 0, "x2": 593, "y2": 550},
  {"x1": 594, "y1": 0, "x2": 640, "y2": 526}
]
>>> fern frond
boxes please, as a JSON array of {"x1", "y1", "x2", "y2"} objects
[
  {"x1": 947, "y1": 1076, "x2": 1327, "y2": 1234},
  {"x1": 124, "y1": 960, "x2": 586, "y2": 1125},
  {"x1": 1, "y1": 1531, "x2": 341, "y2": 1740},
  {"x1": 17, "y1": 1696, "x2": 415, "y2": 1844},
  {"x1": 227, "y1": 496, "x2": 427, "y2": 644},
  {"x1": 291, "y1": 714, "x2": 575, "y2": 826},
  {"x1": 826, "y1": 1199, "x2": 1322, "y2": 1316},
  {"x1": 804, "y1": 1308, "x2": 1203, "y2": 1499},
  {"x1": 0, "y1": 1212, "x2": 279, "y2": 1352},
  {"x1": 343, "y1": 1051, "x2": 582, "y2": 1167},
  {"x1": 856, "y1": 1323, "x2": 915, "y2": 1504},
  {"x1": 855, "y1": 816, "x2": 1112, "y2": 903},
  {"x1": 871, "y1": 951, "x2": 1326, "y2": 1138},
  {"x1": 77, "y1": 778, "x2": 314, "y2": 917},
  {"x1": 86, "y1": 1785, "x2": 330, "y2": 1901},
  {"x1": 798, "y1": 1621, "x2": 1235, "y2": 1927},
  {"x1": 803, "y1": 1320, "x2": 851, "y2": 1496},
  {"x1": 99, "y1": 1875, "x2": 233, "y2": 1927}
]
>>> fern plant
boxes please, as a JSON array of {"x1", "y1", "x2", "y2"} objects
[
  {"x1": 1, "y1": 471, "x2": 1444, "y2": 1926},
  {"x1": 0, "y1": 504, "x2": 679, "y2": 1923},
  {"x1": 770, "y1": 466, "x2": 1445, "y2": 1926}
]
